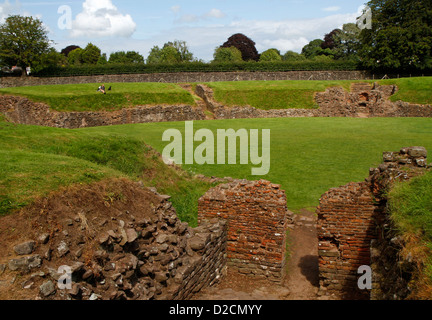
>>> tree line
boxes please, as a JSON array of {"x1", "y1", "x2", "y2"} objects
[{"x1": 0, "y1": 0, "x2": 431, "y2": 75}]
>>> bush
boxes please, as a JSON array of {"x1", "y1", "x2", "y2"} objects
[{"x1": 33, "y1": 60, "x2": 360, "y2": 77}]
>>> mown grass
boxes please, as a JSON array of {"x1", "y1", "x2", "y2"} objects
[
  {"x1": 83, "y1": 117, "x2": 432, "y2": 212},
  {"x1": 0, "y1": 82, "x2": 195, "y2": 112},
  {"x1": 206, "y1": 77, "x2": 432, "y2": 109}
]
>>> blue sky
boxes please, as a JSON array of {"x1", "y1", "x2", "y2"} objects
[{"x1": 0, "y1": 0, "x2": 368, "y2": 62}]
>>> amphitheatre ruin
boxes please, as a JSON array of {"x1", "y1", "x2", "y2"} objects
[{"x1": 0, "y1": 71, "x2": 431, "y2": 301}]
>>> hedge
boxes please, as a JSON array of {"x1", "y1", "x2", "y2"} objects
[{"x1": 32, "y1": 60, "x2": 360, "y2": 77}]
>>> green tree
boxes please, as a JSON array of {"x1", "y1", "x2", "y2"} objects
[
  {"x1": 282, "y1": 51, "x2": 306, "y2": 61},
  {"x1": 109, "y1": 51, "x2": 144, "y2": 64},
  {"x1": 31, "y1": 48, "x2": 65, "y2": 73},
  {"x1": 164, "y1": 40, "x2": 194, "y2": 62},
  {"x1": 333, "y1": 23, "x2": 361, "y2": 60},
  {"x1": 81, "y1": 43, "x2": 101, "y2": 65},
  {"x1": 359, "y1": 0, "x2": 432, "y2": 70},
  {"x1": 301, "y1": 39, "x2": 325, "y2": 59},
  {"x1": 259, "y1": 49, "x2": 282, "y2": 62},
  {"x1": 0, "y1": 15, "x2": 52, "y2": 70},
  {"x1": 212, "y1": 46, "x2": 243, "y2": 63},
  {"x1": 147, "y1": 44, "x2": 183, "y2": 64},
  {"x1": 68, "y1": 48, "x2": 84, "y2": 65}
]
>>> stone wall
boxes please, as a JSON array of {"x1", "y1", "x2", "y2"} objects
[
  {"x1": 317, "y1": 146, "x2": 430, "y2": 300},
  {"x1": 197, "y1": 83, "x2": 432, "y2": 119},
  {"x1": 0, "y1": 71, "x2": 370, "y2": 88},
  {"x1": 0, "y1": 95, "x2": 205, "y2": 129},
  {"x1": 0, "y1": 179, "x2": 227, "y2": 300},
  {"x1": 197, "y1": 179, "x2": 292, "y2": 283}
]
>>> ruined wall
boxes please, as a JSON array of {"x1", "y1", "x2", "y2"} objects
[
  {"x1": 0, "y1": 71, "x2": 370, "y2": 88},
  {"x1": 197, "y1": 180, "x2": 292, "y2": 283},
  {"x1": 317, "y1": 146, "x2": 430, "y2": 300},
  {"x1": 196, "y1": 83, "x2": 432, "y2": 120},
  {"x1": 0, "y1": 95, "x2": 205, "y2": 129},
  {"x1": 0, "y1": 179, "x2": 227, "y2": 300}
]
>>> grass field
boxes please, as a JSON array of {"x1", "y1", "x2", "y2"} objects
[
  {"x1": 81, "y1": 117, "x2": 432, "y2": 212},
  {"x1": 1, "y1": 77, "x2": 431, "y2": 112},
  {"x1": 0, "y1": 82, "x2": 195, "y2": 112}
]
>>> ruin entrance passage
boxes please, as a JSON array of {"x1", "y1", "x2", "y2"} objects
[{"x1": 198, "y1": 179, "x2": 291, "y2": 282}]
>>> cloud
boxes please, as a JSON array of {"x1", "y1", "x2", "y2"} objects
[
  {"x1": 70, "y1": 0, "x2": 136, "y2": 38},
  {"x1": 323, "y1": 6, "x2": 341, "y2": 12},
  {"x1": 204, "y1": 9, "x2": 225, "y2": 19},
  {"x1": 0, "y1": 0, "x2": 19, "y2": 23},
  {"x1": 170, "y1": 5, "x2": 181, "y2": 14},
  {"x1": 174, "y1": 8, "x2": 226, "y2": 24}
]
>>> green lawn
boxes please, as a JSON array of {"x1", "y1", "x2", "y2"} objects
[
  {"x1": 82, "y1": 117, "x2": 432, "y2": 212},
  {"x1": 206, "y1": 77, "x2": 432, "y2": 110},
  {"x1": 0, "y1": 82, "x2": 195, "y2": 112}
]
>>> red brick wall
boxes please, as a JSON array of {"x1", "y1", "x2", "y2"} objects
[
  {"x1": 198, "y1": 179, "x2": 290, "y2": 282},
  {"x1": 317, "y1": 182, "x2": 378, "y2": 299}
]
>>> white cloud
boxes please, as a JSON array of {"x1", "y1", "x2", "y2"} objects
[
  {"x1": 205, "y1": 9, "x2": 225, "y2": 19},
  {"x1": 323, "y1": 6, "x2": 341, "y2": 12},
  {"x1": 170, "y1": 5, "x2": 181, "y2": 14},
  {"x1": 0, "y1": 0, "x2": 18, "y2": 23},
  {"x1": 70, "y1": 0, "x2": 136, "y2": 38},
  {"x1": 175, "y1": 8, "x2": 226, "y2": 24}
]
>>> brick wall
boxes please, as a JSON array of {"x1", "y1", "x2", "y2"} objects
[
  {"x1": 317, "y1": 146, "x2": 430, "y2": 300},
  {"x1": 197, "y1": 179, "x2": 292, "y2": 282}
]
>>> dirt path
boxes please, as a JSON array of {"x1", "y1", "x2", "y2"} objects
[{"x1": 194, "y1": 209, "x2": 327, "y2": 301}]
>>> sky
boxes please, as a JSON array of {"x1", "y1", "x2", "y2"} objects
[{"x1": 0, "y1": 0, "x2": 369, "y2": 62}]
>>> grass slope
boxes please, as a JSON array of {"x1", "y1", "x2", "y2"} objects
[
  {"x1": 206, "y1": 77, "x2": 432, "y2": 109},
  {"x1": 0, "y1": 82, "x2": 195, "y2": 112},
  {"x1": 0, "y1": 118, "x2": 211, "y2": 226}
]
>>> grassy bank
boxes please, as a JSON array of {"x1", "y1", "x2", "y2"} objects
[
  {"x1": 0, "y1": 82, "x2": 195, "y2": 112},
  {"x1": 0, "y1": 77, "x2": 431, "y2": 112},
  {"x1": 0, "y1": 118, "x2": 211, "y2": 226},
  {"x1": 388, "y1": 170, "x2": 432, "y2": 297}
]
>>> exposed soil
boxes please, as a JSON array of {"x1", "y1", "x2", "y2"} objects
[
  {"x1": 0, "y1": 178, "x2": 162, "y2": 300},
  {"x1": 194, "y1": 209, "x2": 332, "y2": 301}
]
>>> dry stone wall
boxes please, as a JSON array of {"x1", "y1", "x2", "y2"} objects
[
  {"x1": 197, "y1": 179, "x2": 292, "y2": 283},
  {"x1": 317, "y1": 146, "x2": 430, "y2": 300}
]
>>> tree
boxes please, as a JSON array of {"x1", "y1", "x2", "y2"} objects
[
  {"x1": 68, "y1": 48, "x2": 84, "y2": 65},
  {"x1": 0, "y1": 15, "x2": 52, "y2": 70},
  {"x1": 61, "y1": 45, "x2": 81, "y2": 57},
  {"x1": 259, "y1": 49, "x2": 282, "y2": 62},
  {"x1": 282, "y1": 51, "x2": 306, "y2": 61},
  {"x1": 164, "y1": 40, "x2": 194, "y2": 62},
  {"x1": 147, "y1": 45, "x2": 181, "y2": 64},
  {"x1": 321, "y1": 29, "x2": 342, "y2": 50},
  {"x1": 81, "y1": 43, "x2": 101, "y2": 65},
  {"x1": 31, "y1": 48, "x2": 65, "y2": 73},
  {"x1": 109, "y1": 51, "x2": 144, "y2": 64},
  {"x1": 333, "y1": 23, "x2": 361, "y2": 60},
  {"x1": 359, "y1": 0, "x2": 432, "y2": 70},
  {"x1": 212, "y1": 46, "x2": 243, "y2": 63},
  {"x1": 221, "y1": 33, "x2": 260, "y2": 62},
  {"x1": 301, "y1": 39, "x2": 325, "y2": 59}
]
